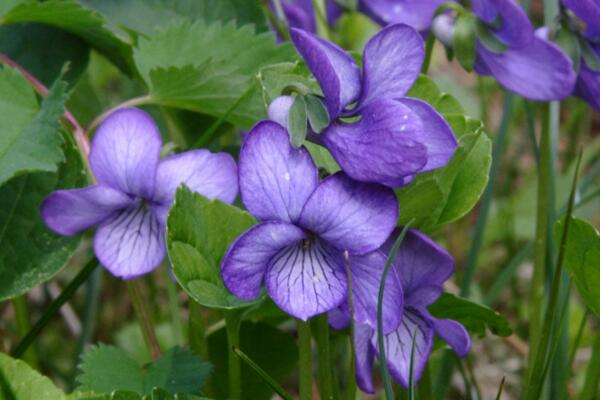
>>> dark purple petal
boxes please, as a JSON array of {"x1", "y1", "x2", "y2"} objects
[
  {"x1": 383, "y1": 229, "x2": 453, "y2": 308},
  {"x1": 267, "y1": 95, "x2": 294, "y2": 128},
  {"x1": 322, "y1": 99, "x2": 427, "y2": 187},
  {"x1": 152, "y1": 150, "x2": 238, "y2": 223},
  {"x1": 562, "y1": 0, "x2": 600, "y2": 39},
  {"x1": 575, "y1": 54, "x2": 600, "y2": 113},
  {"x1": 357, "y1": 24, "x2": 424, "y2": 108},
  {"x1": 222, "y1": 222, "x2": 307, "y2": 301},
  {"x1": 372, "y1": 309, "x2": 434, "y2": 388},
  {"x1": 359, "y1": 0, "x2": 447, "y2": 31},
  {"x1": 41, "y1": 185, "x2": 134, "y2": 236},
  {"x1": 476, "y1": 37, "x2": 576, "y2": 101},
  {"x1": 472, "y1": 0, "x2": 534, "y2": 48},
  {"x1": 239, "y1": 121, "x2": 319, "y2": 223},
  {"x1": 290, "y1": 28, "x2": 361, "y2": 117},
  {"x1": 354, "y1": 323, "x2": 376, "y2": 394},
  {"x1": 90, "y1": 108, "x2": 162, "y2": 198},
  {"x1": 279, "y1": 0, "x2": 316, "y2": 32},
  {"x1": 298, "y1": 172, "x2": 398, "y2": 254},
  {"x1": 350, "y1": 251, "x2": 403, "y2": 334},
  {"x1": 396, "y1": 98, "x2": 457, "y2": 172},
  {"x1": 431, "y1": 317, "x2": 471, "y2": 357},
  {"x1": 94, "y1": 204, "x2": 165, "y2": 279},
  {"x1": 328, "y1": 307, "x2": 350, "y2": 330},
  {"x1": 265, "y1": 238, "x2": 347, "y2": 320},
  {"x1": 326, "y1": 0, "x2": 343, "y2": 26}
]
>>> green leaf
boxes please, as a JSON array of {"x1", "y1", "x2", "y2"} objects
[
  {"x1": 453, "y1": 12, "x2": 478, "y2": 71},
  {"x1": 0, "y1": 0, "x2": 133, "y2": 74},
  {"x1": 304, "y1": 94, "x2": 329, "y2": 133},
  {"x1": 476, "y1": 21, "x2": 508, "y2": 53},
  {"x1": 134, "y1": 21, "x2": 294, "y2": 128},
  {"x1": 304, "y1": 142, "x2": 340, "y2": 174},
  {"x1": 0, "y1": 132, "x2": 86, "y2": 301},
  {"x1": 428, "y1": 293, "x2": 512, "y2": 337},
  {"x1": 78, "y1": 345, "x2": 211, "y2": 396},
  {"x1": 556, "y1": 217, "x2": 600, "y2": 318},
  {"x1": 288, "y1": 95, "x2": 307, "y2": 148},
  {"x1": 0, "y1": 23, "x2": 89, "y2": 87},
  {"x1": 80, "y1": 0, "x2": 268, "y2": 35},
  {"x1": 0, "y1": 70, "x2": 70, "y2": 186},
  {"x1": 257, "y1": 62, "x2": 321, "y2": 110},
  {"x1": 581, "y1": 39, "x2": 600, "y2": 72},
  {"x1": 78, "y1": 344, "x2": 144, "y2": 394},
  {"x1": 0, "y1": 352, "x2": 65, "y2": 400},
  {"x1": 208, "y1": 322, "x2": 297, "y2": 400},
  {"x1": 166, "y1": 186, "x2": 257, "y2": 309},
  {"x1": 553, "y1": 27, "x2": 581, "y2": 72}
]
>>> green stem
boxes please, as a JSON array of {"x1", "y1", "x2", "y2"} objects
[
  {"x1": 310, "y1": 0, "x2": 331, "y2": 40},
  {"x1": 164, "y1": 268, "x2": 183, "y2": 346},
  {"x1": 580, "y1": 331, "x2": 600, "y2": 400},
  {"x1": 85, "y1": 95, "x2": 153, "y2": 135},
  {"x1": 528, "y1": 103, "x2": 553, "y2": 373},
  {"x1": 343, "y1": 251, "x2": 357, "y2": 400},
  {"x1": 312, "y1": 315, "x2": 335, "y2": 400},
  {"x1": 461, "y1": 93, "x2": 514, "y2": 297},
  {"x1": 11, "y1": 259, "x2": 99, "y2": 358},
  {"x1": 225, "y1": 311, "x2": 243, "y2": 399},
  {"x1": 11, "y1": 296, "x2": 37, "y2": 368},
  {"x1": 127, "y1": 279, "x2": 161, "y2": 360},
  {"x1": 297, "y1": 319, "x2": 313, "y2": 400},
  {"x1": 569, "y1": 309, "x2": 589, "y2": 374},
  {"x1": 421, "y1": 33, "x2": 436, "y2": 74}
]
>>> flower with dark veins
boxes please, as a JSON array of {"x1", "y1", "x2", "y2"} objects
[
  {"x1": 329, "y1": 229, "x2": 470, "y2": 392},
  {"x1": 41, "y1": 108, "x2": 238, "y2": 279},
  {"x1": 269, "y1": 24, "x2": 457, "y2": 188},
  {"x1": 432, "y1": 0, "x2": 577, "y2": 100},
  {"x1": 221, "y1": 121, "x2": 403, "y2": 326}
]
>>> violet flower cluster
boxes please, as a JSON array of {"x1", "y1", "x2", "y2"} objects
[
  {"x1": 269, "y1": 24, "x2": 457, "y2": 188},
  {"x1": 42, "y1": 108, "x2": 238, "y2": 279}
]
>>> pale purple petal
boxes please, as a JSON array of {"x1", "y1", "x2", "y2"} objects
[
  {"x1": 476, "y1": 37, "x2": 576, "y2": 101},
  {"x1": 290, "y1": 28, "x2": 361, "y2": 117},
  {"x1": 359, "y1": 0, "x2": 447, "y2": 31},
  {"x1": 152, "y1": 149, "x2": 238, "y2": 209},
  {"x1": 358, "y1": 24, "x2": 424, "y2": 107},
  {"x1": 321, "y1": 99, "x2": 427, "y2": 187},
  {"x1": 562, "y1": 0, "x2": 600, "y2": 39},
  {"x1": 431, "y1": 317, "x2": 471, "y2": 357},
  {"x1": 328, "y1": 307, "x2": 350, "y2": 330},
  {"x1": 41, "y1": 185, "x2": 134, "y2": 236},
  {"x1": 372, "y1": 309, "x2": 434, "y2": 388},
  {"x1": 354, "y1": 323, "x2": 376, "y2": 394},
  {"x1": 396, "y1": 98, "x2": 457, "y2": 171},
  {"x1": 239, "y1": 121, "x2": 318, "y2": 223},
  {"x1": 350, "y1": 251, "x2": 403, "y2": 334},
  {"x1": 472, "y1": 0, "x2": 534, "y2": 48},
  {"x1": 267, "y1": 95, "x2": 295, "y2": 128},
  {"x1": 222, "y1": 222, "x2": 307, "y2": 300},
  {"x1": 265, "y1": 238, "x2": 346, "y2": 320},
  {"x1": 94, "y1": 204, "x2": 165, "y2": 279},
  {"x1": 90, "y1": 108, "x2": 161, "y2": 198},
  {"x1": 383, "y1": 229, "x2": 454, "y2": 308},
  {"x1": 298, "y1": 173, "x2": 398, "y2": 254}
]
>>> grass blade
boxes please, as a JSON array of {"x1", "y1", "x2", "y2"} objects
[
  {"x1": 494, "y1": 377, "x2": 506, "y2": 400},
  {"x1": 233, "y1": 347, "x2": 293, "y2": 400}
]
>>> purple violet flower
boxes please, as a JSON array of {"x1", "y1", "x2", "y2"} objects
[
  {"x1": 41, "y1": 108, "x2": 238, "y2": 279},
  {"x1": 269, "y1": 24, "x2": 457, "y2": 188},
  {"x1": 329, "y1": 229, "x2": 470, "y2": 392},
  {"x1": 221, "y1": 121, "x2": 404, "y2": 325},
  {"x1": 359, "y1": 0, "x2": 448, "y2": 32},
  {"x1": 561, "y1": 0, "x2": 600, "y2": 112},
  {"x1": 433, "y1": 0, "x2": 576, "y2": 100},
  {"x1": 269, "y1": 0, "x2": 341, "y2": 34}
]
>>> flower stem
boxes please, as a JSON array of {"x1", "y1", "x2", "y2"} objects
[
  {"x1": 126, "y1": 279, "x2": 161, "y2": 360},
  {"x1": 343, "y1": 251, "x2": 357, "y2": 400},
  {"x1": 225, "y1": 310, "x2": 243, "y2": 399},
  {"x1": 297, "y1": 319, "x2": 313, "y2": 400},
  {"x1": 311, "y1": 0, "x2": 331, "y2": 40},
  {"x1": 580, "y1": 330, "x2": 600, "y2": 400},
  {"x1": 312, "y1": 315, "x2": 336, "y2": 400},
  {"x1": 421, "y1": 33, "x2": 436, "y2": 74},
  {"x1": 12, "y1": 259, "x2": 99, "y2": 358},
  {"x1": 11, "y1": 296, "x2": 37, "y2": 368},
  {"x1": 85, "y1": 95, "x2": 153, "y2": 136}
]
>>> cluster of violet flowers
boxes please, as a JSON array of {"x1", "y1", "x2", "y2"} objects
[{"x1": 41, "y1": 22, "x2": 469, "y2": 393}]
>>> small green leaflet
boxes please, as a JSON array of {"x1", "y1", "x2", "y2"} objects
[
  {"x1": 304, "y1": 94, "x2": 329, "y2": 133},
  {"x1": 166, "y1": 186, "x2": 258, "y2": 310},
  {"x1": 555, "y1": 217, "x2": 600, "y2": 318},
  {"x1": 552, "y1": 26, "x2": 581, "y2": 72},
  {"x1": 453, "y1": 12, "x2": 478, "y2": 71},
  {"x1": 288, "y1": 95, "x2": 307, "y2": 148},
  {"x1": 0, "y1": 352, "x2": 65, "y2": 400},
  {"x1": 77, "y1": 345, "x2": 212, "y2": 396},
  {"x1": 428, "y1": 293, "x2": 512, "y2": 337},
  {"x1": 581, "y1": 39, "x2": 600, "y2": 72}
]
